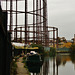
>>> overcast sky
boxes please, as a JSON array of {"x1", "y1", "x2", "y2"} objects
[{"x1": 47, "y1": 0, "x2": 75, "y2": 40}]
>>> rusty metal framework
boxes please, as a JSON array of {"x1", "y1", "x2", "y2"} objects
[{"x1": 2, "y1": 0, "x2": 58, "y2": 47}]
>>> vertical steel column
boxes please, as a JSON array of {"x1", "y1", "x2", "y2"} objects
[
  {"x1": 56, "y1": 28, "x2": 58, "y2": 48},
  {"x1": 33, "y1": 0, "x2": 35, "y2": 43},
  {"x1": 10, "y1": 0, "x2": 12, "y2": 32},
  {"x1": 36, "y1": 0, "x2": 39, "y2": 44},
  {"x1": 47, "y1": 29, "x2": 49, "y2": 46},
  {"x1": 20, "y1": 27, "x2": 22, "y2": 42},
  {"x1": 14, "y1": 28, "x2": 16, "y2": 41},
  {"x1": 25, "y1": 0, "x2": 28, "y2": 44},
  {"x1": 43, "y1": 0, "x2": 45, "y2": 45},
  {"x1": 38, "y1": 0, "x2": 41, "y2": 44},
  {"x1": 40, "y1": 0, "x2": 42, "y2": 44},
  {"x1": 15, "y1": 0, "x2": 17, "y2": 42},
  {"x1": 28, "y1": 26, "x2": 30, "y2": 43},
  {"x1": 45, "y1": 0, "x2": 49, "y2": 46},
  {"x1": 53, "y1": 27, "x2": 55, "y2": 47},
  {"x1": 46, "y1": 27, "x2": 49, "y2": 46},
  {"x1": 43, "y1": 0, "x2": 47, "y2": 46}
]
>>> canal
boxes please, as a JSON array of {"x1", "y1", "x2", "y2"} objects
[{"x1": 29, "y1": 53, "x2": 75, "y2": 75}]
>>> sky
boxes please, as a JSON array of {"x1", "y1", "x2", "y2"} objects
[{"x1": 47, "y1": 0, "x2": 75, "y2": 40}]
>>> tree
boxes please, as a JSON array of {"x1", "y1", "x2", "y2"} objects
[{"x1": 63, "y1": 42, "x2": 72, "y2": 48}]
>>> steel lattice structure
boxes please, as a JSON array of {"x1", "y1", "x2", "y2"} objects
[{"x1": 2, "y1": 0, "x2": 58, "y2": 47}]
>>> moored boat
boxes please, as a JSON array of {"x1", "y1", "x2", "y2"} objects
[{"x1": 26, "y1": 51, "x2": 42, "y2": 66}]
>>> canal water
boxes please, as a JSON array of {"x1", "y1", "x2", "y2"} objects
[{"x1": 28, "y1": 53, "x2": 75, "y2": 75}]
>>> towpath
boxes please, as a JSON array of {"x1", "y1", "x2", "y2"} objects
[{"x1": 16, "y1": 57, "x2": 29, "y2": 75}]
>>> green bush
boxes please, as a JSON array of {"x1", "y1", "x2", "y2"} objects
[
  {"x1": 31, "y1": 44, "x2": 45, "y2": 55},
  {"x1": 49, "y1": 47, "x2": 56, "y2": 57},
  {"x1": 70, "y1": 54, "x2": 75, "y2": 64}
]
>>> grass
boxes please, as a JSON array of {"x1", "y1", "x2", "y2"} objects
[{"x1": 10, "y1": 61, "x2": 17, "y2": 75}]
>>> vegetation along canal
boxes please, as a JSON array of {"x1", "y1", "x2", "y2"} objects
[{"x1": 28, "y1": 53, "x2": 75, "y2": 75}]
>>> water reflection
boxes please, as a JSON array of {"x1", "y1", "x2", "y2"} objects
[
  {"x1": 70, "y1": 54, "x2": 75, "y2": 64},
  {"x1": 28, "y1": 65, "x2": 41, "y2": 73},
  {"x1": 27, "y1": 54, "x2": 75, "y2": 75},
  {"x1": 27, "y1": 62, "x2": 42, "y2": 75},
  {"x1": 55, "y1": 53, "x2": 75, "y2": 75},
  {"x1": 56, "y1": 54, "x2": 61, "y2": 75},
  {"x1": 42, "y1": 57, "x2": 49, "y2": 75}
]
